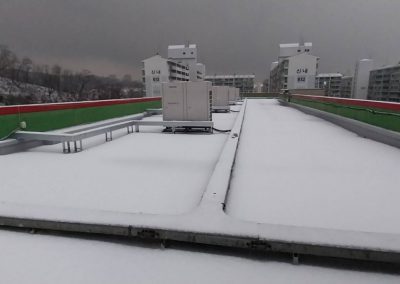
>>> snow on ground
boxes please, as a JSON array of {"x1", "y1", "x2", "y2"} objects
[
  {"x1": 0, "y1": 229, "x2": 398, "y2": 284},
  {"x1": 0, "y1": 76, "x2": 58, "y2": 98},
  {"x1": 0, "y1": 110, "x2": 237, "y2": 215},
  {"x1": 227, "y1": 99, "x2": 400, "y2": 234}
]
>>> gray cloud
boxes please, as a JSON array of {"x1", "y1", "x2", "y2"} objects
[{"x1": 1, "y1": 0, "x2": 399, "y2": 80}]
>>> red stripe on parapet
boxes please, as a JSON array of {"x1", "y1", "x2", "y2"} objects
[
  {"x1": 292, "y1": 94, "x2": 400, "y2": 112},
  {"x1": 0, "y1": 97, "x2": 161, "y2": 115}
]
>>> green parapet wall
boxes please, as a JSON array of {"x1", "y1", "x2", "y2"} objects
[
  {"x1": 0, "y1": 99, "x2": 161, "y2": 139},
  {"x1": 290, "y1": 97, "x2": 400, "y2": 133},
  {"x1": 242, "y1": 93, "x2": 280, "y2": 98}
]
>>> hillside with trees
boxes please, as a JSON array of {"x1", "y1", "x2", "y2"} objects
[{"x1": 0, "y1": 45, "x2": 144, "y2": 105}]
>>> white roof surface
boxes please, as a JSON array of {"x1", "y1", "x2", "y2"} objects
[
  {"x1": 1, "y1": 229, "x2": 398, "y2": 284},
  {"x1": 0, "y1": 100, "x2": 399, "y2": 282},
  {"x1": 0, "y1": 112, "x2": 237, "y2": 215},
  {"x1": 227, "y1": 100, "x2": 400, "y2": 234}
]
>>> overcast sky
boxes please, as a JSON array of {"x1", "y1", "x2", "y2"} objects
[{"x1": 1, "y1": 0, "x2": 399, "y2": 81}]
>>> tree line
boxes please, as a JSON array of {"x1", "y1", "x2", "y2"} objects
[{"x1": 0, "y1": 45, "x2": 144, "y2": 105}]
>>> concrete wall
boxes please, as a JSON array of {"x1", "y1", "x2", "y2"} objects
[
  {"x1": 143, "y1": 56, "x2": 170, "y2": 97},
  {"x1": 352, "y1": 59, "x2": 374, "y2": 100},
  {"x1": 287, "y1": 53, "x2": 318, "y2": 90}
]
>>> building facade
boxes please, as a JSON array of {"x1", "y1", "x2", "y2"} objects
[
  {"x1": 368, "y1": 64, "x2": 400, "y2": 102},
  {"x1": 142, "y1": 55, "x2": 189, "y2": 97},
  {"x1": 167, "y1": 44, "x2": 205, "y2": 82},
  {"x1": 352, "y1": 59, "x2": 374, "y2": 100},
  {"x1": 204, "y1": 75, "x2": 255, "y2": 93},
  {"x1": 269, "y1": 43, "x2": 319, "y2": 92},
  {"x1": 340, "y1": 76, "x2": 353, "y2": 98},
  {"x1": 142, "y1": 44, "x2": 206, "y2": 97},
  {"x1": 316, "y1": 73, "x2": 343, "y2": 97}
]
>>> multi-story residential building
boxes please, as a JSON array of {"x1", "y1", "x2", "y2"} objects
[
  {"x1": 352, "y1": 59, "x2": 374, "y2": 100},
  {"x1": 340, "y1": 76, "x2": 353, "y2": 98},
  {"x1": 316, "y1": 73, "x2": 343, "y2": 97},
  {"x1": 167, "y1": 44, "x2": 205, "y2": 82},
  {"x1": 142, "y1": 55, "x2": 189, "y2": 97},
  {"x1": 269, "y1": 42, "x2": 319, "y2": 92},
  {"x1": 368, "y1": 64, "x2": 400, "y2": 102},
  {"x1": 204, "y1": 74, "x2": 255, "y2": 93},
  {"x1": 142, "y1": 44, "x2": 206, "y2": 97},
  {"x1": 195, "y1": 63, "x2": 206, "y2": 81}
]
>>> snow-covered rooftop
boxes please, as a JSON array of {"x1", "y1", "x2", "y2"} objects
[{"x1": 1, "y1": 99, "x2": 399, "y2": 281}]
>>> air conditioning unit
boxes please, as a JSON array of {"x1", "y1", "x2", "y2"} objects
[
  {"x1": 229, "y1": 87, "x2": 240, "y2": 103},
  {"x1": 162, "y1": 81, "x2": 212, "y2": 121},
  {"x1": 235, "y1": 88, "x2": 240, "y2": 100},
  {"x1": 212, "y1": 86, "x2": 230, "y2": 112}
]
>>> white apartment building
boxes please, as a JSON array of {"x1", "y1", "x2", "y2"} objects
[
  {"x1": 368, "y1": 64, "x2": 400, "y2": 102},
  {"x1": 316, "y1": 73, "x2": 343, "y2": 97},
  {"x1": 279, "y1": 42, "x2": 313, "y2": 59},
  {"x1": 340, "y1": 76, "x2": 353, "y2": 98},
  {"x1": 352, "y1": 59, "x2": 374, "y2": 100},
  {"x1": 168, "y1": 44, "x2": 205, "y2": 82},
  {"x1": 142, "y1": 55, "x2": 189, "y2": 97},
  {"x1": 204, "y1": 75, "x2": 255, "y2": 93},
  {"x1": 142, "y1": 44, "x2": 206, "y2": 97},
  {"x1": 270, "y1": 42, "x2": 319, "y2": 92},
  {"x1": 195, "y1": 63, "x2": 206, "y2": 81}
]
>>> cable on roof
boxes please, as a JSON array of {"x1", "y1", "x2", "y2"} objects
[
  {"x1": 212, "y1": 127, "x2": 232, "y2": 133},
  {"x1": 0, "y1": 127, "x2": 20, "y2": 141}
]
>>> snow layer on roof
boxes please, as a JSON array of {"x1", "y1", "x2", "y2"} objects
[
  {"x1": 227, "y1": 99, "x2": 400, "y2": 234},
  {"x1": 1, "y1": 229, "x2": 398, "y2": 284},
  {"x1": 0, "y1": 112, "x2": 237, "y2": 215}
]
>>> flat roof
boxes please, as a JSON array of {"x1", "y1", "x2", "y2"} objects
[
  {"x1": 0, "y1": 112, "x2": 238, "y2": 215},
  {"x1": 227, "y1": 100, "x2": 400, "y2": 234},
  {"x1": 1, "y1": 100, "x2": 399, "y2": 280},
  {"x1": 372, "y1": 64, "x2": 400, "y2": 71},
  {"x1": 2, "y1": 228, "x2": 398, "y2": 284}
]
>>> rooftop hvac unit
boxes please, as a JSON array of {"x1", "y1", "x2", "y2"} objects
[
  {"x1": 162, "y1": 81, "x2": 212, "y2": 122},
  {"x1": 229, "y1": 87, "x2": 240, "y2": 103},
  {"x1": 212, "y1": 86, "x2": 230, "y2": 112},
  {"x1": 235, "y1": 88, "x2": 240, "y2": 100}
]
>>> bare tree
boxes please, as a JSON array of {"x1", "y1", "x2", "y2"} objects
[
  {"x1": 76, "y1": 69, "x2": 93, "y2": 100},
  {"x1": 0, "y1": 45, "x2": 18, "y2": 77},
  {"x1": 51, "y1": 64, "x2": 62, "y2": 92}
]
